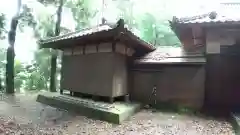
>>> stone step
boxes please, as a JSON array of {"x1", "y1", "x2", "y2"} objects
[{"x1": 36, "y1": 92, "x2": 141, "y2": 124}]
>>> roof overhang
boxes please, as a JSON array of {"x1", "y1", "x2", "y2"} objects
[
  {"x1": 134, "y1": 57, "x2": 206, "y2": 65},
  {"x1": 39, "y1": 28, "x2": 116, "y2": 49},
  {"x1": 38, "y1": 19, "x2": 156, "y2": 54},
  {"x1": 170, "y1": 19, "x2": 240, "y2": 41},
  {"x1": 171, "y1": 21, "x2": 240, "y2": 28}
]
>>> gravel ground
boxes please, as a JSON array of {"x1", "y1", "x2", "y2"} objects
[{"x1": 0, "y1": 92, "x2": 235, "y2": 135}]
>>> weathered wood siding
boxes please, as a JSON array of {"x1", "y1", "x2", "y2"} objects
[
  {"x1": 205, "y1": 49, "x2": 240, "y2": 111},
  {"x1": 175, "y1": 25, "x2": 240, "y2": 111},
  {"x1": 61, "y1": 52, "x2": 128, "y2": 98},
  {"x1": 131, "y1": 64, "x2": 205, "y2": 109},
  {"x1": 112, "y1": 54, "x2": 128, "y2": 97},
  {"x1": 178, "y1": 26, "x2": 205, "y2": 53},
  {"x1": 179, "y1": 27, "x2": 194, "y2": 50},
  {"x1": 204, "y1": 28, "x2": 240, "y2": 111}
]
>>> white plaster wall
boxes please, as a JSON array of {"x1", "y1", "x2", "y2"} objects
[
  {"x1": 206, "y1": 29, "x2": 239, "y2": 54},
  {"x1": 206, "y1": 31, "x2": 220, "y2": 54}
]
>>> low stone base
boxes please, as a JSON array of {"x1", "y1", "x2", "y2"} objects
[{"x1": 36, "y1": 92, "x2": 140, "y2": 124}]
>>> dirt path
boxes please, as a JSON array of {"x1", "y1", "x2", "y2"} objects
[{"x1": 0, "y1": 92, "x2": 234, "y2": 135}]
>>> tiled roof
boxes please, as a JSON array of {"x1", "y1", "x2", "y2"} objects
[
  {"x1": 38, "y1": 19, "x2": 155, "y2": 52},
  {"x1": 134, "y1": 47, "x2": 205, "y2": 64},
  {"x1": 39, "y1": 24, "x2": 114, "y2": 45},
  {"x1": 173, "y1": 3, "x2": 240, "y2": 24}
]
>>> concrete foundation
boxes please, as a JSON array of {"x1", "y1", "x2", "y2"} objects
[{"x1": 36, "y1": 92, "x2": 140, "y2": 124}]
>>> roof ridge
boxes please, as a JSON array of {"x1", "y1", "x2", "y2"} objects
[
  {"x1": 221, "y1": 2, "x2": 240, "y2": 5},
  {"x1": 175, "y1": 12, "x2": 212, "y2": 23},
  {"x1": 169, "y1": 3, "x2": 240, "y2": 25}
]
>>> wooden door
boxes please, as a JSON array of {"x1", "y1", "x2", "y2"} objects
[{"x1": 132, "y1": 71, "x2": 156, "y2": 104}]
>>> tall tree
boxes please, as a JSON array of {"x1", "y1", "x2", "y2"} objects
[
  {"x1": 16, "y1": 0, "x2": 70, "y2": 91},
  {"x1": 50, "y1": 0, "x2": 63, "y2": 92},
  {"x1": 6, "y1": 0, "x2": 22, "y2": 94}
]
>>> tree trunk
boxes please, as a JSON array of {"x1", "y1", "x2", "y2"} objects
[
  {"x1": 0, "y1": 77, "x2": 2, "y2": 91},
  {"x1": 6, "y1": 47, "x2": 15, "y2": 94},
  {"x1": 6, "y1": 0, "x2": 21, "y2": 94},
  {"x1": 50, "y1": 0, "x2": 63, "y2": 92},
  {"x1": 50, "y1": 54, "x2": 57, "y2": 92}
]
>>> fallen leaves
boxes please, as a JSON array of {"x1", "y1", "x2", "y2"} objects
[{"x1": 0, "y1": 93, "x2": 235, "y2": 135}]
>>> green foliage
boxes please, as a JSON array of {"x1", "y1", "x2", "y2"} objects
[
  {"x1": 18, "y1": 4, "x2": 37, "y2": 32},
  {"x1": 14, "y1": 0, "x2": 66, "y2": 91},
  {"x1": 13, "y1": 50, "x2": 52, "y2": 91},
  {"x1": 0, "y1": 48, "x2": 6, "y2": 91},
  {"x1": 65, "y1": 0, "x2": 97, "y2": 30},
  {"x1": 34, "y1": 13, "x2": 56, "y2": 38},
  {"x1": 14, "y1": 60, "x2": 26, "y2": 90},
  {"x1": 23, "y1": 48, "x2": 52, "y2": 91},
  {"x1": 113, "y1": 0, "x2": 180, "y2": 46},
  {"x1": 0, "y1": 13, "x2": 6, "y2": 39},
  {"x1": 0, "y1": 0, "x2": 182, "y2": 92},
  {"x1": 114, "y1": 0, "x2": 136, "y2": 30}
]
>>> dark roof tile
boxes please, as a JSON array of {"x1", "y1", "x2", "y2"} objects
[
  {"x1": 38, "y1": 19, "x2": 156, "y2": 53},
  {"x1": 173, "y1": 3, "x2": 240, "y2": 24},
  {"x1": 39, "y1": 24, "x2": 114, "y2": 45},
  {"x1": 134, "y1": 47, "x2": 205, "y2": 64}
]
